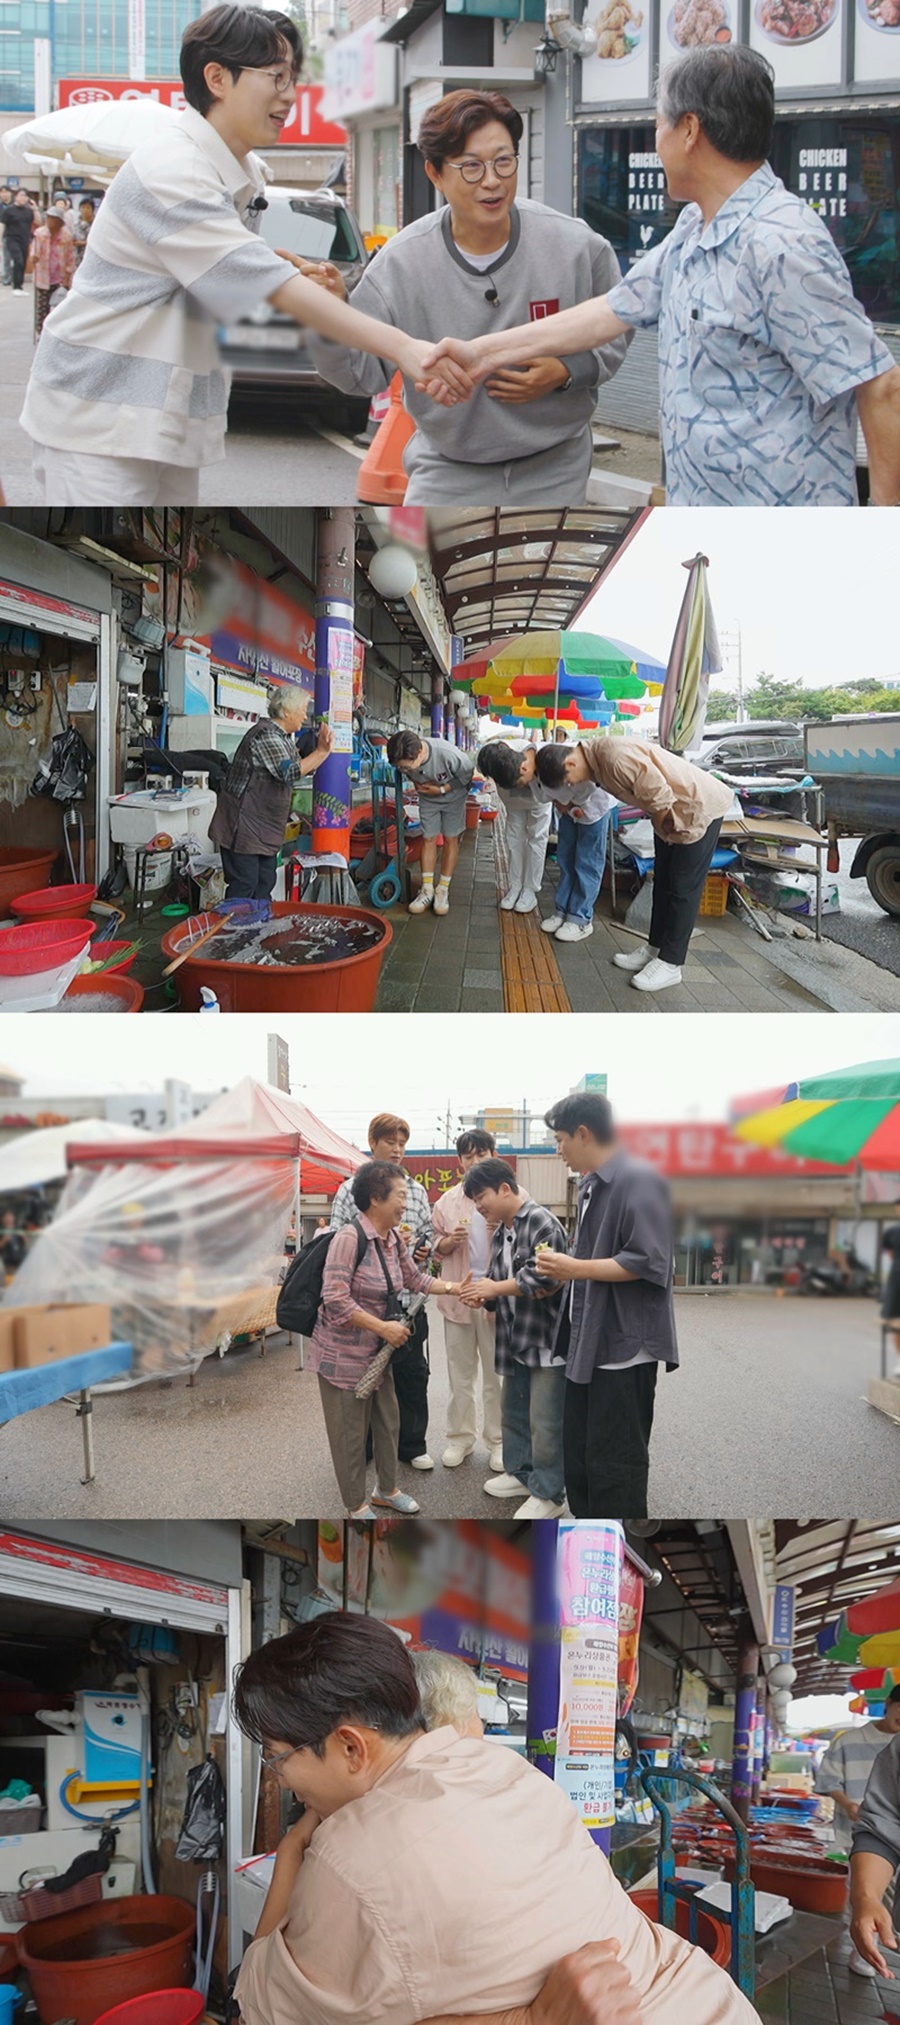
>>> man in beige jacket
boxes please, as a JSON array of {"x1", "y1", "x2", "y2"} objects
[
  {"x1": 234, "y1": 1613, "x2": 759, "y2": 2025},
  {"x1": 535, "y1": 738, "x2": 733, "y2": 994},
  {"x1": 432, "y1": 1128, "x2": 503, "y2": 1474}
]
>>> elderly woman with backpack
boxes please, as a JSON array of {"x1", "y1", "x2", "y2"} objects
[{"x1": 299, "y1": 1160, "x2": 466, "y2": 1519}]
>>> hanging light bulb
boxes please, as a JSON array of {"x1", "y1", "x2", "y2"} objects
[{"x1": 368, "y1": 545, "x2": 418, "y2": 600}]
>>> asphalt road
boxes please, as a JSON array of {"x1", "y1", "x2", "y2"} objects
[
  {"x1": 0, "y1": 285, "x2": 364, "y2": 506},
  {"x1": 0, "y1": 1296, "x2": 893, "y2": 1523},
  {"x1": 822, "y1": 837, "x2": 900, "y2": 979}
]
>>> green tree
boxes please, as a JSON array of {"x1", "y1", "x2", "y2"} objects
[{"x1": 705, "y1": 689, "x2": 738, "y2": 722}]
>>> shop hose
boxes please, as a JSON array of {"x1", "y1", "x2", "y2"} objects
[
  {"x1": 194, "y1": 1866, "x2": 220, "y2": 2002},
  {"x1": 139, "y1": 1707, "x2": 156, "y2": 1895},
  {"x1": 57, "y1": 1773, "x2": 139, "y2": 1824}
]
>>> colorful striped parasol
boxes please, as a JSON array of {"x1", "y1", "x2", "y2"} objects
[{"x1": 732, "y1": 1059, "x2": 900, "y2": 1170}]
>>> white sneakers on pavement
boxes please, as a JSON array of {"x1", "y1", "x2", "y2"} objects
[
  {"x1": 631, "y1": 956, "x2": 683, "y2": 992},
  {"x1": 433, "y1": 884, "x2": 451, "y2": 915},
  {"x1": 409, "y1": 1453, "x2": 434, "y2": 1470},
  {"x1": 483, "y1": 1472, "x2": 528, "y2": 1498},
  {"x1": 515, "y1": 890, "x2": 538, "y2": 913},
  {"x1": 514, "y1": 1496, "x2": 567, "y2": 1519},
  {"x1": 500, "y1": 888, "x2": 520, "y2": 910},
  {"x1": 541, "y1": 913, "x2": 565, "y2": 934},
  {"x1": 556, "y1": 920, "x2": 593, "y2": 943},
  {"x1": 409, "y1": 889, "x2": 433, "y2": 914},
  {"x1": 488, "y1": 1445, "x2": 505, "y2": 1472},
  {"x1": 441, "y1": 1443, "x2": 473, "y2": 1467},
  {"x1": 613, "y1": 944, "x2": 658, "y2": 972}
]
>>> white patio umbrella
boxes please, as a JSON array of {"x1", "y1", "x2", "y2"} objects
[
  {"x1": 0, "y1": 1117, "x2": 149, "y2": 1193},
  {"x1": 4, "y1": 99, "x2": 177, "y2": 173}
]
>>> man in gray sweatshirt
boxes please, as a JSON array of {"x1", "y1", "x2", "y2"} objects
[{"x1": 292, "y1": 89, "x2": 631, "y2": 506}]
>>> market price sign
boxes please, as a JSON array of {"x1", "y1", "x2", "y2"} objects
[{"x1": 554, "y1": 1521, "x2": 623, "y2": 1832}]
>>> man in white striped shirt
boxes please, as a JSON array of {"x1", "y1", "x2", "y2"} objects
[{"x1": 20, "y1": 5, "x2": 470, "y2": 506}]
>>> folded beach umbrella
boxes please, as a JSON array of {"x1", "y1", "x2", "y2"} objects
[
  {"x1": 658, "y1": 552, "x2": 722, "y2": 754},
  {"x1": 733, "y1": 1059, "x2": 900, "y2": 1170}
]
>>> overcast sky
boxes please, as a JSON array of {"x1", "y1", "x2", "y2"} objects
[
  {"x1": 581, "y1": 510, "x2": 899, "y2": 693},
  {"x1": 5, "y1": 1012, "x2": 897, "y2": 1145}
]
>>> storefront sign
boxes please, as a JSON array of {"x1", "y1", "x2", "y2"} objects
[
  {"x1": 660, "y1": 0, "x2": 736, "y2": 62},
  {"x1": 855, "y1": 2, "x2": 900, "y2": 84},
  {"x1": 403, "y1": 1153, "x2": 517, "y2": 1202},
  {"x1": 321, "y1": 21, "x2": 398, "y2": 123},
  {"x1": 797, "y1": 143, "x2": 848, "y2": 219},
  {"x1": 772, "y1": 1583, "x2": 796, "y2": 1657},
  {"x1": 627, "y1": 150, "x2": 667, "y2": 229},
  {"x1": 748, "y1": 0, "x2": 845, "y2": 91},
  {"x1": 554, "y1": 1521, "x2": 622, "y2": 1832},
  {"x1": 316, "y1": 1520, "x2": 530, "y2": 1679},
  {"x1": 201, "y1": 560, "x2": 315, "y2": 693},
  {"x1": 620, "y1": 1121, "x2": 853, "y2": 1178},
  {"x1": 58, "y1": 78, "x2": 347, "y2": 145},
  {"x1": 0, "y1": 579, "x2": 97, "y2": 630}
]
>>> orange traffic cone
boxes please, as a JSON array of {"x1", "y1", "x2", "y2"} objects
[{"x1": 357, "y1": 372, "x2": 415, "y2": 504}]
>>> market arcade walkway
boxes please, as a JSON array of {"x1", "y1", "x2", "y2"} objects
[{"x1": 373, "y1": 822, "x2": 881, "y2": 1016}]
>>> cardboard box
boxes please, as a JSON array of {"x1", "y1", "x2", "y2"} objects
[
  {"x1": 13, "y1": 1303, "x2": 112, "y2": 1369},
  {"x1": 0, "y1": 1311, "x2": 16, "y2": 1375}
]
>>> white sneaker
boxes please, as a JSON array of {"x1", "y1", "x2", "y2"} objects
[
  {"x1": 500, "y1": 888, "x2": 520, "y2": 911},
  {"x1": 613, "y1": 944, "x2": 658, "y2": 972},
  {"x1": 442, "y1": 1443, "x2": 473, "y2": 1467},
  {"x1": 488, "y1": 1445, "x2": 505, "y2": 1472},
  {"x1": 433, "y1": 885, "x2": 450, "y2": 916},
  {"x1": 848, "y1": 1949, "x2": 878, "y2": 1978},
  {"x1": 483, "y1": 1472, "x2": 528, "y2": 1498},
  {"x1": 514, "y1": 1496, "x2": 567, "y2": 1519},
  {"x1": 409, "y1": 1452, "x2": 434, "y2": 1470},
  {"x1": 515, "y1": 890, "x2": 537, "y2": 913},
  {"x1": 541, "y1": 913, "x2": 565, "y2": 934},
  {"x1": 409, "y1": 889, "x2": 433, "y2": 914},
  {"x1": 632, "y1": 956, "x2": 683, "y2": 993},
  {"x1": 556, "y1": 919, "x2": 593, "y2": 943}
]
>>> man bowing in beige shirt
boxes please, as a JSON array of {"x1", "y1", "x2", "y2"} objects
[
  {"x1": 535, "y1": 738, "x2": 733, "y2": 995},
  {"x1": 233, "y1": 1613, "x2": 759, "y2": 2025}
]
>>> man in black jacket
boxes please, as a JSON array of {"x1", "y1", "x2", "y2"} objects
[
  {"x1": 535, "y1": 1091, "x2": 677, "y2": 1520},
  {"x1": 0, "y1": 189, "x2": 35, "y2": 293}
]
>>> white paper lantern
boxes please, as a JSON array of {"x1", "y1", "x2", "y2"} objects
[
  {"x1": 368, "y1": 545, "x2": 418, "y2": 599},
  {"x1": 767, "y1": 1662, "x2": 797, "y2": 1692}
]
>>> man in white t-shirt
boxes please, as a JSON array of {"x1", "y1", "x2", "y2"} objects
[
  {"x1": 477, "y1": 739, "x2": 552, "y2": 915},
  {"x1": 432, "y1": 1129, "x2": 503, "y2": 1473},
  {"x1": 816, "y1": 1686, "x2": 900, "y2": 1977},
  {"x1": 532, "y1": 746, "x2": 616, "y2": 945}
]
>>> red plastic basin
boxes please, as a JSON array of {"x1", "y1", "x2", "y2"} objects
[
  {"x1": 724, "y1": 1853, "x2": 847, "y2": 1915},
  {"x1": 0, "y1": 919, "x2": 94, "y2": 975},
  {"x1": 94, "y1": 1994, "x2": 205, "y2": 2025},
  {"x1": 61, "y1": 974, "x2": 145, "y2": 1012},
  {"x1": 159, "y1": 901, "x2": 392, "y2": 1014},
  {"x1": 12, "y1": 882, "x2": 97, "y2": 921},
  {"x1": 16, "y1": 1892, "x2": 195, "y2": 2025},
  {"x1": 628, "y1": 1888, "x2": 732, "y2": 1969},
  {"x1": 0, "y1": 846, "x2": 57, "y2": 913}
]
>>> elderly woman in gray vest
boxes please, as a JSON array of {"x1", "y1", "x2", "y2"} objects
[{"x1": 210, "y1": 687, "x2": 332, "y2": 901}]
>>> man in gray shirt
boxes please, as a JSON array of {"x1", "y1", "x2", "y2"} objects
[
  {"x1": 850, "y1": 1721, "x2": 900, "y2": 1976},
  {"x1": 534, "y1": 1091, "x2": 677, "y2": 1520},
  {"x1": 386, "y1": 728, "x2": 475, "y2": 917},
  {"x1": 289, "y1": 88, "x2": 630, "y2": 505}
]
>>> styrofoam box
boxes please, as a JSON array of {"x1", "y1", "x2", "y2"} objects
[{"x1": 109, "y1": 791, "x2": 217, "y2": 850}]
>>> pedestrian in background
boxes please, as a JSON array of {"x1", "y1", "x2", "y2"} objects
[
  {"x1": 0, "y1": 189, "x2": 35, "y2": 294},
  {"x1": 31, "y1": 213, "x2": 76, "y2": 341},
  {"x1": 432, "y1": 1128, "x2": 504, "y2": 1473}
]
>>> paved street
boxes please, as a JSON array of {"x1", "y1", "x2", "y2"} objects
[
  {"x1": 0, "y1": 1296, "x2": 893, "y2": 1522},
  {"x1": 823, "y1": 837, "x2": 900, "y2": 979}
]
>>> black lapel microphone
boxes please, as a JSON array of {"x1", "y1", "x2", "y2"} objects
[
  {"x1": 484, "y1": 285, "x2": 500, "y2": 307},
  {"x1": 249, "y1": 194, "x2": 268, "y2": 213}
]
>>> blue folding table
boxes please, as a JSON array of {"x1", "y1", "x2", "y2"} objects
[{"x1": 0, "y1": 1343, "x2": 133, "y2": 1484}]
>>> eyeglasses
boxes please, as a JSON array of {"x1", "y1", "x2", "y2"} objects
[
  {"x1": 260, "y1": 1744, "x2": 298, "y2": 1772},
  {"x1": 247, "y1": 66, "x2": 298, "y2": 94},
  {"x1": 445, "y1": 152, "x2": 518, "y2": 184}
]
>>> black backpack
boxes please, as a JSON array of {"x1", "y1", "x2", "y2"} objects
[{"x1": 276, "y1": 1219, "x2": 368, "y2": 1337}]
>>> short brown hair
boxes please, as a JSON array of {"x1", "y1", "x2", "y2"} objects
[
  {"x1": 417, "y1": 90, "x2": 523, "y2": 171},
  {"x1": 368, "y1": 1113, "x2": 410, "y2": 1148}
]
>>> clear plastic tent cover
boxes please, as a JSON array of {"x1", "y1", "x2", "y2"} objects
[
  {"x1": 6, "y1": 1151, "x2": 298, "y2": 1382},
  {"x1": 3, "y1": 1079, "x2": 362, "y2": 1384}
]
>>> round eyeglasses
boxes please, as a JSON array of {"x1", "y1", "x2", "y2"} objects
[
  {"x1": 445, "y1": 152, "x2": 519, "y2": 184},
  {"x1": 261, "y1": 1744, "x2": 298, "y2": 1772},
  {"x1": 247, "y1": 66, "x2": 298, "y2": 94}
]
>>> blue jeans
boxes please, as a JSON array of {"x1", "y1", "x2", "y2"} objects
[
  {"x1": 556, "y1": 813, "x2": 609, "y2": 924},
  {"x1": 502, "y1": 1360, "x2": 566, "y2": 1503}
]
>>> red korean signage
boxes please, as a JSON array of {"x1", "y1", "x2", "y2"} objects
[
  {"x1": 402, "y1": 1154, "x2": 517, "y2": 1203},
  {"x1": 58, "y1": 78, "x2": 347, "y2": 147},
  {"x1": 619, "y1": 1122, "x2": 852, "y2": 1180}
]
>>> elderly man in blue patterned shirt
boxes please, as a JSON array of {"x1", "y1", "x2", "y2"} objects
[{"x1": 425, "y1": 45, "x2": 900, "y2": 507}]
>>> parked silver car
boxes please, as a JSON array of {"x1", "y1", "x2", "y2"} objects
[
  {"x1": 220, "y1": 185, "x2": 372, "y2": 434},
  {"x1": 693, "y1": 722, "x2": 805, "y2": 776}
]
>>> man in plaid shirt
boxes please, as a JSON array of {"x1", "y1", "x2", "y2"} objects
[
  {"x1": 460, "y1": 1158, "x2": 567, "y2": 1520},
  {"x1": 330, "y1": 1111, "x2": 434, "y2": 1468}
]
